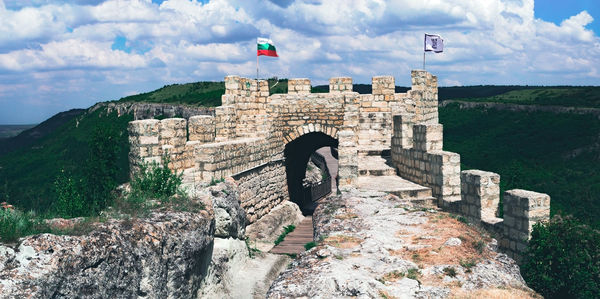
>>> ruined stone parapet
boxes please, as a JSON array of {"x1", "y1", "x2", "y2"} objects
[
  {"x1": 391, "y1": 114, "x2": 414, "y2": 151},
  {"x1": 188, "y1": 115, "x2": 215, "y2": 143},
  {"x1": 372, "y1": 76, "x2": 395, "y2": 95},
  {"x1": 288, "y1": 78, "x2": 311, "y2": 94},
  {"x1": 215, "y1": 105, "x2": 237, "y2": 140},
  {"x1": 329, "y1": 77, "x2": 352, "y2": 93},
  {"x1": 413, "y1": 124, "x2": 443, "y2": 152},
  {"x1": 410, "y1": 70, "x2": 438, "y2": 124},
  {"x1": 391, "y1": 120, "x2": 461, "y2": 205},
  {"x1": 337, "y1": 130, "x2": 358, "y2": 187},
  {"x1": 501, "y1": 189, "x2": 550, "y2": 261},
  {"x1": 128, "y1": 119, "x2": 161, "y2": 176},
  {"x1": 193, "y1": 137, "x2": 275, "y2": 182},
  {"x1": 460, "y1": 170, "x2": 501, "y2": 222}
]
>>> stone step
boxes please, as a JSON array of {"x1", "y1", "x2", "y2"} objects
[
  {"x1": 357, "y1": 147, "x2": 391, "y2": 158},
  {"x1": 358, "y1": 155, "x2": 396, "y2": 177},
  {"x1": 357, "y1": 176, "x2": 433, "y2": 202}
]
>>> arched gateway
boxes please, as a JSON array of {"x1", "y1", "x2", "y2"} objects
[{"x1": 128, "y1": 71, "x2": 439, "y2": 222}]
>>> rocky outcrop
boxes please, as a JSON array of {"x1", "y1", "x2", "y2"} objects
[
  {"x1": 267, "y1": 188, "x2": 539, "y2": 298},
  {"x1": 440, "y1": 100, "x2": 600, "y2": 119},
  {"x1": 209, "y1": 182, "x2": 247, "y2": 239},
  {"x1": 0, "y1": 209, "x2": 214, "y2": 298},
  {"x1": 198, "y1": 237, "x2": 291, "y2": 299}
]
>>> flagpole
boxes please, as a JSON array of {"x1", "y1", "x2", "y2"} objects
[
  {"x1": 423, "y1": 52, "x2": 426, "y2": 70},
  {"x1": 256, "y1": 54, "x2": 259, "y2": 80}
]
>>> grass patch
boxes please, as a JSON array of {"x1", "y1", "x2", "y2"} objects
[
  {"x1": 460, "y1": 258, "x2": 478, "y2": 272},
  {"x1": 443, "y1": 266, "x2": 457, "y2": 277},
  {"x1": 406, "y1": 268, "x2": 420, "y2": 280},
  {"x1": 274, "y1": 224, "x2": 296, "y2": 245},
  {"x1": 473, "y1": 240, "x2": 485, "y2": 254},
  {"x1": 304, "y1": 241, "x2": 317, "y2": 250}
]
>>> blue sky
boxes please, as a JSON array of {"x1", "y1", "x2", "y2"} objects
[{"x1": 0, "y1": 0, "x2": 599, "y2": 124}]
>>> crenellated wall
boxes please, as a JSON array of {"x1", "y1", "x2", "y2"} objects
[
  {"x1": 391, "y1": 116, "x2": 461, "y2": 205},
  {"x1": 128, "y1": 70, "x2": 550, "y2": 258},
  {"x1": 389, "y1": 83, "x2": 550, "y2": 262}
]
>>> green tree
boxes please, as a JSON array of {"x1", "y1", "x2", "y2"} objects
[
  {"x1": 84, "y1": 123, "x2": 121, "y2": 213},
  {"x1": 54, "y1": 170, "x2": 86, "y2": 218},
  {"x1": 521, "y1": 216, "x2": 600, "y2": 298}
]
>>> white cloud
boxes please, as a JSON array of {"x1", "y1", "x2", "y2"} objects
[{"x1": 0, "y1": 0, "x2": 599, "y2": 123}]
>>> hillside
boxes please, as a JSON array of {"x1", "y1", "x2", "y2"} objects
[
  {"x1": 440, "y1": 103, "x2": 600, "y2": 227},
  {"x1": 0, "y1": 109, "x2": 85, "y2": 155},
  {"x1": 440, "y1": 86, "x2": 600, "y2": 108}
]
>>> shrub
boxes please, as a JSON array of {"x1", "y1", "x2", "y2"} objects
[
  {"x1": 54, "y1": 170, "x2": 86, "y2": 218},
  {"x1": 119, "y1": 155, "x2": 185, "y2": 215},
  {"x1": 0, "y1": 208, "x2": 44, "y2": 243},
  {"x1": 521, "y1": 215, "x2": 600, "y2": 299},
  {"x1": 129, "y1": 155, "x2": 183, "y2": 200},
  {"x1": 304, "y1": 241, "x2": 317, "y2": 250}
]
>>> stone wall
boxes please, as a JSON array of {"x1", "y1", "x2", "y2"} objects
[
  {"x1": 127, "y1": 70, "x2": 453, "y2": 225},
  {"x1": 193, "y1": 137, "x2": 277, "y2": 182},
  {"x1": 391, "y1": 116, "x2": 461, "y2": 205},
  {"x1": 105, "y1": 102, "x2": 214, "y2": 120},
  {"x1": 460, "y1": 170, "x2": 501, "y2": 222},
  {"x1": 385, "y1": 71, "x2": 550, "y2": 262},
  {"x1": 232, "y1": 160, "x2": 288, "y2": 224},
  {"x1": 501, "y1": 189, "x2": 550, "y2": 261}
]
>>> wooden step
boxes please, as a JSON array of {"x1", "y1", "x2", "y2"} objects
[{"x1": 270, "y1": 216, "x2": 314, "y2": 255}]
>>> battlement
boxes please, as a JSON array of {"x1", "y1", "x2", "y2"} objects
[
  {"x1": 390, "y1": 96, "x2": 550, "y2": 262},
  {"x1": 128, "y1": 70, "x2": 549, "y2": 260}
]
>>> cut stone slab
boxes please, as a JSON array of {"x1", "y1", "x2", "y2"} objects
[{"x1": 357, "y1": 176, "x2": 433, "y2": 203}]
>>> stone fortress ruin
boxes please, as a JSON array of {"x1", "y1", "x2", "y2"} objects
[{"x1": 127, "y1": 70, "x2": 550, "y2": 261}]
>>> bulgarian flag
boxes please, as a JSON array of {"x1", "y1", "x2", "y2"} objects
[{"x1": 257, "y1": 37, "x2": 278, "y2": 57}]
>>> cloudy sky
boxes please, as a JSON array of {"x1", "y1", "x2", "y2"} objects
[{"x1": 0, "y1": 0, "x2": 599, "y2": 124}]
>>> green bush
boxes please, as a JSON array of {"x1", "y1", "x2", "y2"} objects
[
  {"x1": 521, "y1": 216, "x2": 600, "y2": 298},
  {"x1": 118, "y1": 155, "x2": 185, "y2": 216},
  {"x1": 0, "y1": 208, "x2": 43, "y2": 243},
  {"x1": 54, "y1": 170, "x2": 86, "y2": 218},
  {"x1": 129, "y1": 155, "x2": 183, "y2": 200}
]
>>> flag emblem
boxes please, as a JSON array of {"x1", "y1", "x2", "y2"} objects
[
  {"x1": 424, "y1": 34, "x2": 444, "y2": 53},
  {"x1": 257, "y1": 38, "x2": 278, "y2": 57}
]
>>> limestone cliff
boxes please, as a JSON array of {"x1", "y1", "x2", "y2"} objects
[{"x1": 0, "y1": 209, "x2": 215, "y2": 298}]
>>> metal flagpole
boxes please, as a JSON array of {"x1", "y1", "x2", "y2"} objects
[
  {"x1": 423, "y1": 52, "x2": 426, "y2": 70},
  {"x1": 256, "y1": 54, "x2": 259, "y2": 80}
]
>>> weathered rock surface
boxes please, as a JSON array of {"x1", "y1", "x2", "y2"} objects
[
  {"x1": 0, "y1": 210, "x2": 214, "y2": 298},
  {"x1": 267, "y1": 188, "x2": 538, "y2": 298},
  {"x1": 199, "y1": 237, "x2": 291, "y2": 299},
  {"x1": 209, "y1": 182, "x2": 247, "y2": 239}
]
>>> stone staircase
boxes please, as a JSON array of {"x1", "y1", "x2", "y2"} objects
[{"x1": 357, "y1": 147, "x2": 436, "y2": 207}]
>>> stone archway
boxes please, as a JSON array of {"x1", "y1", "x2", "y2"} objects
[{"x1": 284, "y1": 131, "x2": 338, "y2": 215}]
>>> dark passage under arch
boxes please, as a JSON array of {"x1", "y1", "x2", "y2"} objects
[{"x1": 284, "y1": 132, "x2": 338, "y2": 215}]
